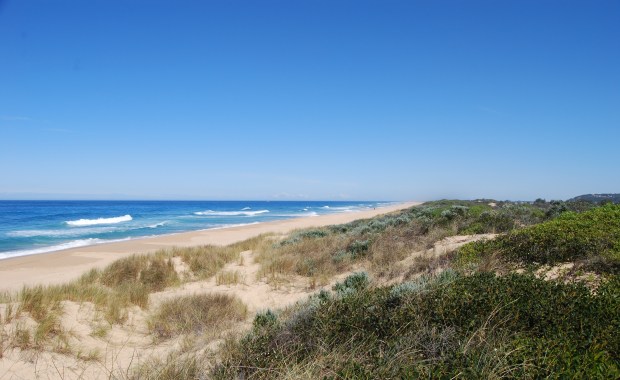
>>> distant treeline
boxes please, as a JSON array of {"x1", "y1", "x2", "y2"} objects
[{"x1": 567, "y1": 193, "x2": 620, "y2": 204}]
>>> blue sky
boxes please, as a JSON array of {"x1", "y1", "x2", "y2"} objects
[{"x1": 0, "y1": 0, "x2": 618, "y2": 201}]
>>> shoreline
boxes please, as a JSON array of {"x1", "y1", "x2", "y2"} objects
[
  {"x1": 0, "y1": 221, "x2": 265, "y2": 261},
  {"x1": 0, "y1": 202, "x2": 395, "y2": 260},
  {"x1": 0, "y1": 201, "x2": 419, "y2": 291}
]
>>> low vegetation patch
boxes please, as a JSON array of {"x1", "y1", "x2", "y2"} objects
[
  {"x1": 215, "y1": 270, "x2": 243, "y2": 286},
  {"x1": 254, "y1": 200, "x2": 566, "y2": 283},
  {"x1": 213, "y1": 271, "x2": 620, "y2": 379},
  {"x1": 0, "y1": 236, "x2": 265, "y2": 349},
  {"x1": 176, "y1": 234, "x2": 269, "y2": 279},
  {"x1": 130, "y1": 352, "x2": 209, "y2": 380},
  {"x1": 459, "y1": 204, "x2": 620, "y2": 274},
  {"x1": 148, "y1": 293, "x2": 247, "y2": 339}
]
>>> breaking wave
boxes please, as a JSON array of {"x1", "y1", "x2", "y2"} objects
[
  {"x1": 194, "y1": 210, "x2": 269, "y2": 217},
  {"x1": 0, "y1": 238, "x2": 128, "y2": 260},
  {"x1": 66, "y1": 215, "x2": 133, "y2": 227},
  {"x1": 146, "y1": 221, "x2": 167, "y2": 228},
  {"x1": 7, "y1": 227, "x2": 118, "y2": 238}
]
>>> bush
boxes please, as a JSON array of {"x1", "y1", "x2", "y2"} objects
[
  {"x1": 214, "y1": 272, "x2": 620, "y2": 379},
  {"x1": 461, "y1": 204, "x2": 620, "y2": 268},
  {"x1": 253, "y1": 309, "x2": 278, "y2": 329},
  {"x1": 279, "y1": 229, "x2": 330, "y2": 246},
  {"x1": 346, "y1": 239, "x2": 370, "y2": 257},
  {"x1": 332, "y1": 272, "x2": 370, "y2": 295}
]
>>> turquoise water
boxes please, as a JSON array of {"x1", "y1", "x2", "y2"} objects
[{"x1": 0, "y1": 200, "x2": 388, "y2": 259}]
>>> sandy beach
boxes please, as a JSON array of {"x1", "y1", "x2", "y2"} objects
[{"x1": 0, "y1": 202, "x2": 419, "y2": 291}]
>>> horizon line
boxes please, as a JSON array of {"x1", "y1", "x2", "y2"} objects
[{"x1": 0, "y1": 198, "x2": 396, "y2": 202}]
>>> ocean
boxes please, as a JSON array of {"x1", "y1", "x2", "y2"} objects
[{"x1": 0, "y1": 200, "x2": 388, "y2": 259}]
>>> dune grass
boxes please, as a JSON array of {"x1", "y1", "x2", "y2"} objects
[
  {"x1": 0, "y1": 235, "x2": 267, "y2": 351},
  {"x1": 215, "y1": 270, "x2": 243, "y2": 286},
  {"x1": 175, "y1": 234, "x2": 270, "y2": 279},
  {"x1": 252, "y1": 200, "x2": 555, "y2": 285},
  {"x1": 148, "y1": 293, "x2": 247, "y2": 340},
  {"x1": 129, "y1": 351, "x2": 210, "y2": 380}
]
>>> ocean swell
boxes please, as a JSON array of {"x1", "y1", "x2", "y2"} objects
[
  {"x1": 7, "y1": 227, "x2": 118, "y2": 238},
  {"x1": 66, "y1": 215, "x2": 133, "y2": 227},
  {"x1": 194, "y1": 210, "x2": 270, "y2": 217}
]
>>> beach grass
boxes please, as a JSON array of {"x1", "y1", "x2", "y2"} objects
[
  {"x1": 0, "y1": 235, "x2": 267, "y2": 351},
  {"x1": 175, "y1": 234, "x2": 270, "y2": 279},
  {"x1": 215, "y1": 270, "x2": 243, "y2": 285},
  {"x1": 253, "y1": 200, "x2": 552, "y2": 286},
  {"x1": 129, "y1": 351, "x2": 210, "y2": 380},
  {"x1": 148, "y1": 293, "x2": 247, "y2": 340}
]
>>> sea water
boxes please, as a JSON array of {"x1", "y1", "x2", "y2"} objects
[{"x1": 0, "y1": 200, "x2": 389, "y2": 259}]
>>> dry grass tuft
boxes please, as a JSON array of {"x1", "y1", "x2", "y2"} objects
[
  {"x1": 255, "y1": 232, "x2": 349, "y2": 284},
  {"x1": 148, "y1": 293, "x2": 248, "y2": 340},
  {"x1": 216, "y1": 270, "x2": 243, "y2": 286},
  {"x1": 253, "y1": 221, "x2": 455, "y2": 286},
  {"x1": 130, "y1": 351, "x2": 210, "y2": 380},
  {"x1": 90, "y1": 323, "x2": 110, "y2": 338},
  {"x1": 0, "y1": 237, "x2": 268, "y2": 358},
  {"x1": 100, "y1": 253, "x2": 179, "y2": 291},
  {"x1": 175, "y1": 234, "x2": 270, "y2": 280}
]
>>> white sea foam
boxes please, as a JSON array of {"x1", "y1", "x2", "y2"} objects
[
  {"x1": 146, "y1": 221, "x2": 167, "y2": 228},
  {"x1": 7, "y1": 227, "x2": 118, "y2": 238},
  {"x1": 194, "y1": 210, "x2": 269, "y2": 217},
  {"x1": 328, "y1": 206, "x2": 357, "y2": 212},
  {"x1": 66, "y1": 215, "x2": 133, "y2": 227},
  {"x1": 8, "y1": 221, "x2": 167, "y2": 238},
  {"x1": 274, "y1": 211, "x2": 319, "y2": 217},
  {"x1": 202, "y1": 222, "x2": 260, "y2": 230},
  {"x1": 301, "y1": 212, "x2": 319, "y2": 217},
  {"x1": 0, "y1": 238, "x2": 130, "y2": 260},
  {"x1": 241, "y1": 207, "x2": 251, "y2": 210}
]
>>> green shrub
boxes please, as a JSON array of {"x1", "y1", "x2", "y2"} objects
[
  {"x1": 346, "y1": 239, "x2": 370, "y2": 257},
  {"x1": 389, "y1": 277, "x2": 429, "y2": 299},
  {"x1": 460, "y1": 204, "x2": 620, "y2": 269},
  {"x1": 332, "y1": 272, "x2": 370, "y2": 295},
  {"x1": 279, "y1": 229, "x2": 330, "y2": 246},
  {"x1": 214, "y1": 272, "x2": 620, "y2": 379},
  {"x1": 253, "y1": 309, "x2": 278, "y2": 329}
]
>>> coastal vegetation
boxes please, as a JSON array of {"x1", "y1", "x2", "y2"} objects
[
  {"x1": 1, "y1": 199, "x2": 618, "y2": 379},
  {"x1": 459, "y1": 204, "x2": 620, "y2": 274},
  {"x1": 0, "y1": 236, "x2": 266, "y2": 354},
  {"x1": 148, "y1": 293, "x2": 247, "y2": 340},
  {"x1": 211, "y1": 201, "x2": 620, "y2": 379},
  {"x1": 214, "y1": 271, "x2": 619, "y2": 379}
]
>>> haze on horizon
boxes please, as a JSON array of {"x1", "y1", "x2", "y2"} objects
[{"x1": 1, "y1": 1, "x2": 618, "y2": 202}]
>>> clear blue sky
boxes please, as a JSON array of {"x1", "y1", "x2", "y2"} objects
[{"x1": 0, "y1": 0, "x2": 618, "y2": 201}]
